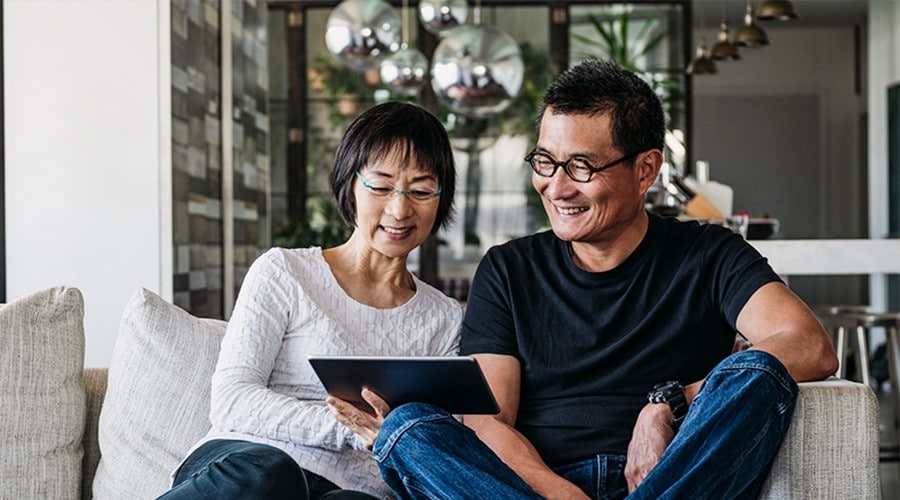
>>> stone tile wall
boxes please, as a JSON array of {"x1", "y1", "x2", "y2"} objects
[{"x1": 172, "y1": 0, "x2": 269, "y2": 318}]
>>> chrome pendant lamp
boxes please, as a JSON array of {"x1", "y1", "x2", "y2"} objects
[
  {"x1": 711, "y1": 19, "x2": 740, "y2": 61},
  {"x1": 757, "y1": 0, "x2": 798, "y2": 21},
  {"x1": 734, "y1": 0, "x2": 769, "y2": 47}
]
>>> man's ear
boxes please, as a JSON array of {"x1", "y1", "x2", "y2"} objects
[{"x1": 637, "y1": 149, "x2": 664, "y2": 196}]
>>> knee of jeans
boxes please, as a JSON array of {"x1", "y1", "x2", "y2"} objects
[
  {"x1": 382, "y1": 402, "x2": 447, "y2": 435},
  {"x1": 708, "y1": 350, "x2": 798, "y2": 405},
  {"x1": 225, "y1": 443, "x2": 304, "y2": 491},
  {"x1": 374, "y1": 402, "x2": 450, "y2": 460}
]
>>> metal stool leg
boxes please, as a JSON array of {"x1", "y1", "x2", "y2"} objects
[
  {"x1": 855, "y1": 324, "x2": 872, "y2": 387},
  {"x1": 875, "y1": 317, "x2": 900, "y2": 461},
  {"x1": 835, "y1": 325, "x2": 848, "y2": 379}
]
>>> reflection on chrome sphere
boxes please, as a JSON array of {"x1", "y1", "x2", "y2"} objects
[
  {"x1": 418, "y1": 0, "x2": 468, "y2": 36},
  {"x1": 380, "y1": 45, "x2": 430, "y2": 96},
  {"x1": 325, "y1": 0, "x2": 401, "y2": 71},
  {"x1": 431, "y1": 25, "x2": 524, "y2": 119}
]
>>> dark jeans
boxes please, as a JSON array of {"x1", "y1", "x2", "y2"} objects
[
  {"x1": 156, "y1": 439, "x2": 378, "y2": 500},
  {"x1": 373, "y1": 350, "x2": 799, "y2": 500}
]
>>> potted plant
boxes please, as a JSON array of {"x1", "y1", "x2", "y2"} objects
[
  {"x1": 309, "y1": 54, "x2": 383, "y2": 125},
  {"x1": 571, "y1": 8, "x2": 685, "y2": 126}
]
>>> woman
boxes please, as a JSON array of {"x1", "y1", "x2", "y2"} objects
[{"x1": 158, "y1": 102, "x2": 461, "y2": 499}]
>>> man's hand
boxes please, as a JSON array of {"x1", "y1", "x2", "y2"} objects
[
  {"x1": 327, "y1": 388, "x2": 391, "y2": 450},
  {"x1": 625, "y1": 403, "x2": 676, "y2": 493}
]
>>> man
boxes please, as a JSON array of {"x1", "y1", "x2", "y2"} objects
[{"x1": 329, "y1": 60, "x2": 837, "y2": 499}]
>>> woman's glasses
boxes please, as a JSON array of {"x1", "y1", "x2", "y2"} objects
[{"x1": 355, "y1": 170, "x2": 442, "y2": 204}]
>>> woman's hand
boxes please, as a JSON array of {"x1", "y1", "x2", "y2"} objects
[
  {"x1": 327, "y1": 388, "x2": 391, "y2": 450},
  {"x1": 624, "y1": 403, "x2": 676, "y2": 493}
]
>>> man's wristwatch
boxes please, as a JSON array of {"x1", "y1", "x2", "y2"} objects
[{"x1": 647, "y1": 380, "x2": 688, "y2": 430}]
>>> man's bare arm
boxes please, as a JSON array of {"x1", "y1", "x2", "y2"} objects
[
  {"x1": 464, "y1": 353, "x2": 589, "y2": 500},
  {"x1": 736, "y1": 282, "x2": 838, "y2": 382}
]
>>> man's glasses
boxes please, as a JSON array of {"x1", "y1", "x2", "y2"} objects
[
  {"x1": 355, "y1": 170, "x2": 442, "y2": 204},
  {"x1": 525, "y1": 149, "x2": 640, "y2": 183}
]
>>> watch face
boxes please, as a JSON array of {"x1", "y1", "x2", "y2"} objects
[{"x1": 648, "y1": 381, "x2": 687, "y2": 420}]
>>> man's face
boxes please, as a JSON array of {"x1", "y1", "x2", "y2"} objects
[{"x1": 531, "y1": 109, "x2": 656, "y2": 245}]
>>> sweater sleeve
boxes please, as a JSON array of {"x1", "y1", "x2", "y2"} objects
[{"x1": 208, "y1": 249, "x2": 362, "y2": 451}]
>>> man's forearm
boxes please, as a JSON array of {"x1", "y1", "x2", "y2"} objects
[{"x1": 465, "y1": 416, "x2": 589, "y2": 500}]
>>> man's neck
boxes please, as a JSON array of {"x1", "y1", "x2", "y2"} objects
[{"x1": 568, "y1": 211, "x2": 650, "y2": 273}]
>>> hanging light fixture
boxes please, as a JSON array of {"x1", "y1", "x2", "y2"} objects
[
  {"x1": 711, "y1": 19, "x2": 740, "y2": 61},
  {"x1": 734, "y1": 0, "x2": 768, "y2": 47},
  {"x1": 380, "y1": 0, "x2": 430, "y2": 96},
  {"x1": 686, "y1": 37, "x2": 717, "y2": 76},
  {"x1": 757, "y1": 0, "x2": 798, "y2": 21}
]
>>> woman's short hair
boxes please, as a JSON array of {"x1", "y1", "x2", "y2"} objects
[{"x1": 329, "y1": 102, "x2": 456, "y2": 234}]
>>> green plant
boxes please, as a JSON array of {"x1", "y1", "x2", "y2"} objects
[
  {"x1": 273, "y1": 197, "x2": 353, "y2": 249},
  {"x1": 571, "y1": 9, "x2": 685, "y2": 126},
  {"x1": 311, "y1": 54, "x2": 370, "y2": 97},
  {"x1": 310, "y1": 54, "x2": 383, "y2": 130}
]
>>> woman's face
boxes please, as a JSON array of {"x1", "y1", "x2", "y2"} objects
[{"x1": 352, "y1": 148, "x2": 442, "y2": 259}]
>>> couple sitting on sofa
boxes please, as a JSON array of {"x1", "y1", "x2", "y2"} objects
[{"x1": 158, "y1": 61, "x2": 837, "y2": 500}]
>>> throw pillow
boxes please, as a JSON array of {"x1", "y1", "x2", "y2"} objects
[
  {"x1": 91, "y1": 288, "x2": 226, "y2": 499},
  {"x1": 0, "y1": 286, "x2": 86, "y2": 499}
]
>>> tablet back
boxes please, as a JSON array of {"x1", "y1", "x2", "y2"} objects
[{"x1": 308, "y1": 356, "x2": 499, "y2": 414}]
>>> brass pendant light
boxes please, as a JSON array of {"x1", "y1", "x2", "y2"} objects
[
  {"x1": 734, "y1": 0, "x2": 769, "y2": 47},
  {"x1": 711, "y1": 20, "x2": 741, "y2": 61},
  {"x1": 686, "y1": 37, "x2": 717, "y2": 76},
  {"x1": 757, "y1": 0, "x2": 798, "y2": 21}
]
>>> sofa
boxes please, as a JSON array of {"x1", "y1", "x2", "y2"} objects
[{"x1": 0, "y1": 286, "x2": 882, "y2": 499}]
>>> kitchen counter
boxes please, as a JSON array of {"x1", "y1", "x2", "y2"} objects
[{"x1": 751, "y1": 239, "x2": 900, "y2": 275}]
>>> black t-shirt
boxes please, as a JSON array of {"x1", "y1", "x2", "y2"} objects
[{"x1": 459, "y1": 214, "x2": 781, "y2": 467}]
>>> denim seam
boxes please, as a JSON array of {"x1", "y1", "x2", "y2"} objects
[
  {"x1": 373, "y1": 413, "x2": 451, "y2": 463},
  {"x1": 716, "y1": 364, "x2": 797, "y2": 402}
]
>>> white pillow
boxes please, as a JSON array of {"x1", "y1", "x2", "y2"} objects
[
  {"x1": 92, "y1": 288, "x2": 226, "y2": 499},
  {"x1": 0, "y1": 286, "x2": 86, "y2": 499}
]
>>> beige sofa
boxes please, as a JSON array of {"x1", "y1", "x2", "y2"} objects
[{"x1": 0, "y1": 286, "x2": 883, "y2": 499}]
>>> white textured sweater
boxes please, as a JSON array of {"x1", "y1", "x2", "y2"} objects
[{"x1": 195, "y1": 247, "x2": 463, "y2": 498}]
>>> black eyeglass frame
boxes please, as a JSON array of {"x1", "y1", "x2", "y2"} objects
[{"x1": 525, "y1": 149, "x2": 642, "y2": 183}]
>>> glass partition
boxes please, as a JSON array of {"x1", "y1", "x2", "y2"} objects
[{"x1": 268, "y1": 1, "x2": 688, "y2": 298}]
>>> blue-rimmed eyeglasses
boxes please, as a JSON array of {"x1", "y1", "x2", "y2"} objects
[
  {"x1": 525, "y1": 149, "x2": 640, "y2": 183},
  {"x1": 355, "y1": 170, "x2": 442, "y2": 203}
]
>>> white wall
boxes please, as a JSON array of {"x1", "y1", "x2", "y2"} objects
[{"x1": 4, "y1": 0, "x2": 172, "y2": 367}]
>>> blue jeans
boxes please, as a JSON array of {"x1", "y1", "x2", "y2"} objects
[
  {"x1": 157, "y1": 439, "x2": 378, "y2": 500},
  {"x1": 373, "y1": 350, "x2": 798, "y2": 500}
]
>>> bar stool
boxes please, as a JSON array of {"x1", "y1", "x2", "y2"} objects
[
  {"x1": 815, "y1": 306, "x2": 872, "y2": 385},
  {"x1": 838, "y1": 312, "x2": 900, "y2": 462}
]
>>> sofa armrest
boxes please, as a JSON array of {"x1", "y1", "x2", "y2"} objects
[
  {"x1": 82, "y1": 368, "x2": 108, "y2": 500},
  {"x1": 759, "y1": 378, "x2": 880, "y2": 499}
]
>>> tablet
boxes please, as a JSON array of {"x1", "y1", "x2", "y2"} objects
[{"x1": 308, "y1": 355, "x2": 499, "y2": 415}]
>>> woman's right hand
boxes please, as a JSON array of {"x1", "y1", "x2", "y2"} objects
[{"x1": 327, "y1": 388, "x2": 391, "y2": 450}]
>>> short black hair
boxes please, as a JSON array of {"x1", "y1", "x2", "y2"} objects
[
  {"x1": 329, "y1": 102, "x2": 456, "y2": 234},
  {"x1": 536, "y1": 60, "x2": 665, "y2": 155}
]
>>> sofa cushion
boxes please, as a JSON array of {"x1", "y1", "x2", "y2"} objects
[
  {"x1": 92, "y1": 288, "x2": 226, "y2": 499},
  {"x1": 0, "y1": 286, "x2": 86, "y2": 499}
]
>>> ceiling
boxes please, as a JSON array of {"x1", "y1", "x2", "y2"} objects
[{"x1": 692, "y1": 0, "x2": 868, "y2": 29}]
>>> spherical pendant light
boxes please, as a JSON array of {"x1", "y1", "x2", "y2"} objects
[
  {"x1": 325, "y1": 0, "x2": 402, "y2": 71},
  {"x1": 419, "y1": 0, "x2": 468, "y2": 36},
  {"x1": 431, "y1": 25, "x2": 524, "y2": 118},
  {"x1": 380, "y1": 45, "x2": 430, "y2": 96}
]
